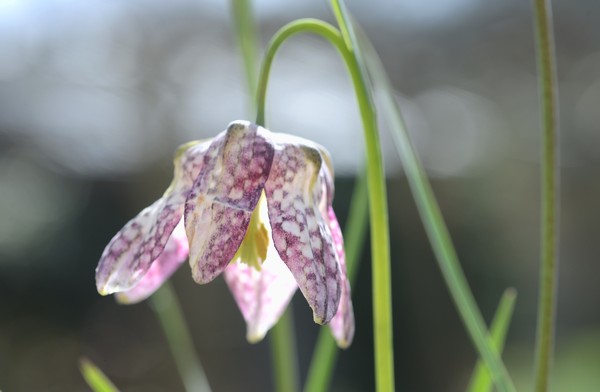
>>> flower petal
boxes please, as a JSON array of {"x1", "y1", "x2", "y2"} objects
[
  {"x1": 264, "y1": 143, "x2": 342, "y2": 324},
  {"x1": 312, "y1": 155, "x2": 354, "y2": 346},
  {"x1": 116, "y1": 219, "x2": 189, "y2": 304},
  {"x1": 224, "y1": 250, "x2": 297, "y2": 343},
  {"x1": 325, "y1": 207, "x2": 355, "y2": 348},
  {"x1": 96, "y1": 141, "x2": 210, "y2": 295},
  {"x1": 185, "y1": 121, "x2": 275, "y2": 284}
]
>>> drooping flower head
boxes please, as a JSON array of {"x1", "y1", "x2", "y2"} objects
[{"x1": 96, "y1": 121, "x2": 354, "y2": 347}]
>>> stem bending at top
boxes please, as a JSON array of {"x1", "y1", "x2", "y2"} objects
[
  {"x1": 256, "y1": 20, "x2": 345, "y2": 127},
  {"x1": 255, "y1": 18, "x2": 395, "y2": 392}
]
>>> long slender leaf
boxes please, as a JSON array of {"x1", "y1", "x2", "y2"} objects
[
  {"x1": 342, "y1": 10, "x2": 516, "y2": 392},
  {"x1": 531, "y1": 1, "x2": 560, "y2": 390},
  {"x1": 468, "y1": 288, "x2": 518, "y2": 392},
  {"x1": 150, "y1": 283, "x2": 212, "y2": 392}
]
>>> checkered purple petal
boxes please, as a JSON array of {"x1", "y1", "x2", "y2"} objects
[
  {"x1": 185, "y1": 121, "x2": 275, "y2": 284},
  {"x1": 325, "y1": 207, "x2": 355, "y2": 348},
  {"x1": 95, "y1": 140, "x2": 209, "y2": 295},
  {"x1": 264, "y1": 142, "x2": 341, "y2": 325},
  {"x1": 224, "y1": 250, "x2": 297, "y2": 343},
  {"x1": 115, "y1": 219, "x2": 189, "y2": 304}
]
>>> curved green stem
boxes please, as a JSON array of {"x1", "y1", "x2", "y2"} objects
[
  {"x1": 532, "y1": 0, "x2": 559, "y2": 391},
  {"x1": 256, "y1": 20, "x2": 345, "y2": 126},
  {"x1": 256, "y1": 18, "x2": 394, "y2": 392}
]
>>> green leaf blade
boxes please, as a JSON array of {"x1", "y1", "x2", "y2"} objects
[
  {"x1": 79, "y1": 357, "x2": 119, "y2": 392},
  {"x1": 344, "y1": 9, "x2": 517, "y2": 392},
  {"x1": 468, "y1": 288, "x2": 518, "y2": 392}
]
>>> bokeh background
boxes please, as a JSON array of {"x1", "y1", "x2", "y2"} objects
[{"x1": 1, "y1": 0, "x2": 599, "y2": 390}]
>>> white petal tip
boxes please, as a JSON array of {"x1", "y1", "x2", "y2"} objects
[
  {"x1": 246, "y1": 330, "x2": 267, "y2": 344},
  {"x1": 335, "y1": 338, "x2": 351, "y2": 350},
  {"x1": 97, "y1": 285, "x2": 111, "y2": 296},
  {"x1": 313, "y1": 312, "x2": 327, "y2": 325}
]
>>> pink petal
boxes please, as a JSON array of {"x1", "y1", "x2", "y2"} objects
[
  {"x1": 96, "y1": 141, "x2": 210, "y2": 295},
  {"x1": 116, "y1": 219, "x2": 189, "y2": 304},
  {"x1": 325, "y1": 207, "x2": 355, "y2": 348},
  {"x1": 224, "y1": 249, "x2": 297, "y2": 343},
  {"x1": 264, "y1": 143, "x2": 341, "y2": 325},
  {"x1": 312, "y1": 153, "x2": 355, "y2": 346},
  {"x1": 185, "y1": 121, "x2": 275, "y2": 284}
]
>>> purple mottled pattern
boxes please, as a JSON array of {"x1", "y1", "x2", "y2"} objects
[
  {"x1": 264, "y1": 143, "x2": 341, "y2": 325},
  {"x1": 325, "y1": 207, "x2": 355, "y2": 348},
  {"x1": 185, "y1": 121, "x2": 275, "y2": 284},
  {"x1": 224, "y1": 251, "x2": 297, "y2": 343},
  {"x1": 95, "y1": 140, "x2": 210, "y2": 295},
  {"x1": 116, "y1": 219, "x2": 189, "y2": 304},
  {"x1": 311, "y1": 159, "x2": 354, "y2": 346},
  {"x1": 95, "y1": 119, "x2": 354, "y2": 347}
]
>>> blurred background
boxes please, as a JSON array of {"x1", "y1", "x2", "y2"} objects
[{"x1": 1, "y1": 0, "x2": 599, "y2": 390}]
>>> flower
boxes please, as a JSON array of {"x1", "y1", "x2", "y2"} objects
[{"x1": 96, "y1": 120, "x2": 354, "y2": 347}]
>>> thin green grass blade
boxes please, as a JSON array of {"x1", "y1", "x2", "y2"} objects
[
  {"x1": 340, "y1": 10, "x2": 516, "y2": 392},
  {"x1": 531, "y1": 1, "x2": 559, "y2": 390},
  {"x1": 230, "y1": 0, "x2": 259, "y2": 110},
  {"x1": 79, "y1": 357, "x2": 119, "y2": 392},
  {"x1": 150, "y1": 283, "x2": 212, "y2": 392},
  {"x1": 467, "y1": 288, "x2": 518, "y2": 392}
]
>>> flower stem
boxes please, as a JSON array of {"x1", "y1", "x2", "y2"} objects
[
  {"x1": 150, "y1": 282, "x2": 212, "y2": 392},
  {"x1": 255, "y1": 17, "x2": 394, "y2": 392},
  {"x1": 303, "y1": 171, "x2": 369, "y2": 392},
  {"x1": 531, "y1": 0, "x2": 559, "y2": 390},
  {"x1": 270, "y1": 308, "x2": 301, "y2": 392},
  {"x1": 256, "y1": 20, "x2": 343, "y2": 127}
]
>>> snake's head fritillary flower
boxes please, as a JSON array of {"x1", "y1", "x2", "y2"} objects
[{"x1": 96, "y1": 120, "x2": 354, "y2": 347}]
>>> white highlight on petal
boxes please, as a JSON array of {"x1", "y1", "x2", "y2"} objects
[
  {"x1": 272, "y1": 189, "x2": 283, "y2": 202},
  {"x1": 281, "y1": 220, "x2": 301, "y2": 237},
  {"x1": 228, "y1": 187, "x2": 244, "y2": 200}
]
